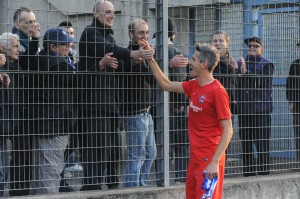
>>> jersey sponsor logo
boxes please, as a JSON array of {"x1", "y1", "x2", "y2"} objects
[
  {"x1": 199, "y1": 95, "x2": 206, "y2": 104},
  {"x1": 190, "y1": 101, "x2": 202, "y2": 112}
]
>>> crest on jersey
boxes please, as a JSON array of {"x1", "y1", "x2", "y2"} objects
[{"x1": 199, "y1": 95, "x2": 206, "y2": 104}]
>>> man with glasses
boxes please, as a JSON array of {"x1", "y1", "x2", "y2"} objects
[
  {"x1": 237, "y1": 37, "x2": 274, "y2": 177},
  {"x1": 78, "y1": 0, "x2": 154, "y2": 191},
  {"x1": 10, "y1": 7, "x2": 40, "y2": 196}
]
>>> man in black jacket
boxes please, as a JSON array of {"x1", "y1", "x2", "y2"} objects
[
  {"x1": 29, "y1": 28, "x2": 76, "y2": 194},
  {"x1": 78, "y1": 0, "x2": 154, "y2": 191},
  {"x1": 10, "y1": 7, "x2": 40, "y2": 196}
]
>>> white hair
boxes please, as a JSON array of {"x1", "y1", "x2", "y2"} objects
[{"x1": 0, "y1": 32, "x2": 19, "y2": 49}]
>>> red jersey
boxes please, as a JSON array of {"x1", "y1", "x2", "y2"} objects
[{"x1": 182, "y1": 79, "x2": 231, "y2": 164}]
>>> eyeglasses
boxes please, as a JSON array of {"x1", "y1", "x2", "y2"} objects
[{"x1": 248, "y1": 44, "x2": 261, "y2": 49}]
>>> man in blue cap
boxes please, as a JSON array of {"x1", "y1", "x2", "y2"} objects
[{"x1": 29, "y1": 28, "x2": 77, "y2": 194}]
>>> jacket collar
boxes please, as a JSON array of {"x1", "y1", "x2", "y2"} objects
[
  {"x1": 127, "y1": 41, "x2": 139, "y2": 50},
  {"x1": 12, "y1": 27, "x2": 29, "y2": 50},
  {"x1": 246, "y1": 55, "x2": 263, "y2": 63},
  {"x1": 91, "y1": 17, "x2": 114, "y2": 36}
]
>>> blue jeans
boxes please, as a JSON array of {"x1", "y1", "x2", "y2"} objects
[{"x1": 123, "y1": 113, "x2": 157, "y2": 187}]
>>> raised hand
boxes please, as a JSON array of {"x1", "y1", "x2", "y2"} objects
[
  {"x1": 99, "y1": 52, "x2": 118, "y2": 70},
  {"x1": 240, "y1": 56, "x2": 247, "y2": 74},
  {"x1": 169, "y1": 54, "x2": 189, "y2": 68},
  {"x1": 28, "y1": 22, "x2": 41, "y2": 38}
]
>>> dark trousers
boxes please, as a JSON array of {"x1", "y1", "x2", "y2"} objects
[
  {"x1": 9, "y1": 135, "x2": 32, "y2": 196},
  {"x1": 293, "y1": 112, "x2": 300, "y2": 159},
  {"x1": 79, "y1": 114, "x2": 120, "y2": 190},
  {"x1": 170, "y1": 110, "x2": 189, "y2": 181},
  {"x1": 238, "y1": 114, "x2": 271, "y2": 174}
]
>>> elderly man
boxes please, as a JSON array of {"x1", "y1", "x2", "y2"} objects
[
  {"x1": 0, "y1": 32, "x2": 20, "y2": 197},
  {"x1": 237, "y1": 37, "x2": 274, "y2": 177},
  {"x1": 78, "y1": 0, "x2": 154, "y2": 191},
  {"x1": 10, "y1": 6, "x2": 40, "y2": 196},
  {"x1": 29, "y1": 28, "x2": 76, "y2": 194}
]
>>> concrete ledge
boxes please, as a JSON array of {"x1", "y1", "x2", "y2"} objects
[
  {"x1": 8, "y1": 173, "x2": 300, "y2": 199},
  {"x1": 223, "y1": 172, "x2": 300, "y2": 199}
]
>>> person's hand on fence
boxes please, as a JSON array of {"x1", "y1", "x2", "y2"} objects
[
  {"x1": 289, "y1": 102, "x2": 294, "y2": 112},
  {"x1": 0, "y1": 73, "x2": 10, "y2": 88},
  {"x1": 0, "y1": 54, "x2": 6, "y2": 67},
  {"x1": 240, "y1": 56, "x2": 247, "y2": 74}
]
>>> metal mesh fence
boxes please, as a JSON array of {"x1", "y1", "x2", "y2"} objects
[{"x1": 0, "y1": 0, "x2": 299, "y2": 196}]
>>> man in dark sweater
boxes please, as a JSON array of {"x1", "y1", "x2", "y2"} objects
[{"x1": 119, "y1": 18, "x2": 157, "y2": 187}]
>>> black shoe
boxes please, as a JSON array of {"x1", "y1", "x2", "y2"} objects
[
  {"x1": 80, "y1": 185, "x2": 102, "y2": 191},
  {"x1": 243, "y1": 172, "x2": 256, "y2": 177},
  {"x1": 59, "y1": 185, "x2": 75, "y2": 192},
  {"x1": 107, "y1": 184, "x2": 119, "y2": 189},
  {"x1": 257, "y1": 171, "x2": 270, "y2": 175}
]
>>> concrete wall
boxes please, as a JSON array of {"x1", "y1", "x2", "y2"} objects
[{"x1": 7, "y1": 173, "x2": 300, "y2": 199}]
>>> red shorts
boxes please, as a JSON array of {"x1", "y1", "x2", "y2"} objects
[{"x1": 185, "y1": 158, "x2": 225, "y2": 199}]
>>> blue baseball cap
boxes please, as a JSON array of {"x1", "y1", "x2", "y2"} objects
[{"x1": 43, "y1": 28, "x2": 75, "y2": 44}]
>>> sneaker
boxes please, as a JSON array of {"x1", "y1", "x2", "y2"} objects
[
  {"x1": 64, "y1": 170, "x2": 73, "y2": 178},
  {"x1": 59, "y1": 185, "x2": 75, "y2": 192},
  {"x1": 65, "y1": 163, "x2": 83, "y2": 172}
]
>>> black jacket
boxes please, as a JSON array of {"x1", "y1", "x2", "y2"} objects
[
  {"x1": 0, "y1": 61, "x2": 19, "y2": 136},
  {"x1": 12, "y1": 27, "x2": 39, "y2": 124},
  {"x1": 78, "y1": 18, "x2": 131, "y2": 115},
  {"x1": 213, "y1": 52, "x2": 237, "y2": 114},
  {"x1": 117, "y1": 42, "x2": 155, "y2": 115},
  {"x1": 237, "y1": 55, "x2": 274, "y2": 114},
  {"x1": 286, "y1": 59, "x2": 300, "y2": 112},
  {"x1": 34, "y1": 50, "x2": 77, "y2": 136}
]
